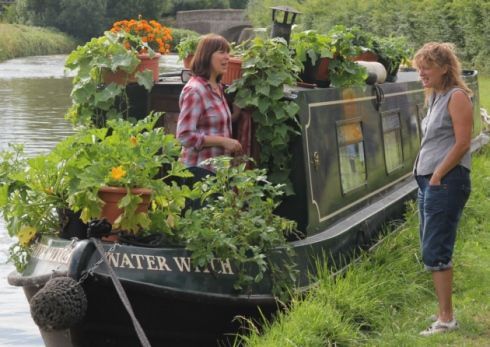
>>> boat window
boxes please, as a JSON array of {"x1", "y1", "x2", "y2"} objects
[
  {"x1": 415, "y1": 103, "x2": 426, "y2": 141},
  {"x1": 336, "y1": 120, "x2": 366, "y2": 194},
  {"x1": 381, "y1": 110, "x2": 403, "y2": 173}
]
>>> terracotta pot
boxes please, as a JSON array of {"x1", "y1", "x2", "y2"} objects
[
  {"x1": 351, "y1": 51, "x2": 378, "y2": 62},
  {"x1": 183, "y1": 54, "x2": 194, "y2": 69},
  {"x1": 221, "y1": 57, "x2": 243, "y2": 85},
  {"x1": 103, "y1": 53, "x2": 161, "y2": 85},
  {"x1": 98, "y1": 186, "x2": 152, "y2": 226},
  {"x1": 299, "y1": 57, "x2": 330, "y2": 88}
]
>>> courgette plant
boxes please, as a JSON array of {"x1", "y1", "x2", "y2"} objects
[
  {"x1": 64, "y1": 31, "x2": 156, "y2": 127},
  {"x1": 227, "y1": 37, "x2": 301, "y2": 194}
]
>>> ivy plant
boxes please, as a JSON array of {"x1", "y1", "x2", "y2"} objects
[
  {"x1": 64, "y1": 31, "x2": 155, "y2": 126},
  {"x1": 227, "y1": 37, "x2": 301, "y2": 194},
  {"x1": 177, "y1": 157, "x2": 298, "y2": 299}
]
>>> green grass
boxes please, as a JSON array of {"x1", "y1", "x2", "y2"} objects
[
  {"x1": 479, "y1": 75, "x2": 490, "y2": 110},
  {"x1": 0, "y1": 23, "x2": 77, "y2": 62},
  {"x1": 240, "y1": 146, "x2": 490, "y2": 346}
]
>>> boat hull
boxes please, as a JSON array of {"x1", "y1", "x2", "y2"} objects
[{"x1": 7, "y1": 69, "x2": 488, "y2": 346}]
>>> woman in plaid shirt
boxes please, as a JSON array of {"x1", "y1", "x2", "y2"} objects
[{"x1": 176, "y1": 34, "x2": 242, "y2": 177}]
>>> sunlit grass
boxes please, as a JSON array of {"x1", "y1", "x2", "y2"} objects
[
  {"x1": 0, "y1": 23, "x2": 77, "y2": 62},
  {"x1": 241, "y1": 146, "x2": 490, "y2": 346},
  {"x1": 479, "y1": 75, "x2": 490, "y2": 110}
]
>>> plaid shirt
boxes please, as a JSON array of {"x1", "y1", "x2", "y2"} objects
[{"x1": 177, "y1": 76, "x2": 232, "y2": 170}]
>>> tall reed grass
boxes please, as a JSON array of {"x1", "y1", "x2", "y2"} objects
[
  {"x1": 240, "y1": 146, "x2": 490, "y2": 346},
  {"x1": 0, "y1": 23, "x2": 77, "y2": 62}
]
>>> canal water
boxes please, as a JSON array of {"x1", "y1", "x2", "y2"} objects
[{"x1": 0, "y1": 54, "x2": 181, "y2": 346}]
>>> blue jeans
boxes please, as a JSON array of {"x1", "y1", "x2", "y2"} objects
[{"x1": 415, "y1": 165, "x2": 471, "y2": 271}]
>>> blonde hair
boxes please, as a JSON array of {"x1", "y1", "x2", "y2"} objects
[{"x1": 412, "y1": 42, "x2": 472, "y2": 102}]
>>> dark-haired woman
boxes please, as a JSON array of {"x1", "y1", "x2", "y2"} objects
[{"x1": 176, "y1": 33, "x2": 242, "y2": 180}]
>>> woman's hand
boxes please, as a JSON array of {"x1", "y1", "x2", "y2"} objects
[
  {"x1": 221, "y1": 137, "x2": 243, "y2": 154},
  {"x1": 203, "y1": 135, "x2": 242, "y2": 154}
]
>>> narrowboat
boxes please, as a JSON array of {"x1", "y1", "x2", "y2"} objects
[{"x1": 8, "y1": 67, "x2": 488, "y2": 347}]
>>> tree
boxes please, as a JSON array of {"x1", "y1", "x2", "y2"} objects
[{"x1": 57, "y1": 0, "x2": 107, "y2": 40}]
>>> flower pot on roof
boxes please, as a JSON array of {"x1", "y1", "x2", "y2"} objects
[
  {"x1": 102, "y1": 18, "x2": 172, "y2": 85},
  {"x1": 352, "y1": 50, "x2": 378, "y2": 62},
  {"x1": 182, "y1": 54, "x2": 194, "y2": 69},
  {"x1": 299, "y1": 56, "x2": 331, "y2": 88},
  {"x1": 103, "y1": 53, "x2": 161, "y2": 85},
  {"x1": 64, "y1": 17, "x2": 173, "y2": 126},
  {"x1": 222, "y1": 56, "x2": 243, "y2": 85},
  {"x1": 176, "y1": 35, "x2": 200, "y2": 69}
]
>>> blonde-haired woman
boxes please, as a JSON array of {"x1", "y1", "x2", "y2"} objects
[{"x1": 413, "y1": 42, "x2": 473, "y2": 336}]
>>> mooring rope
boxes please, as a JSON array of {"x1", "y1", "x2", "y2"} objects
[{"x1": 92, "y1": 238, "x2": 152, "y2": 347}]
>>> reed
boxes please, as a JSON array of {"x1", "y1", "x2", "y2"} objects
[
  {"x1": 0, "y1": 23, "x2": 77, "y2": 62},
  {"x1": 240, "y1": 146, "x2": 490, "y2": 346}
]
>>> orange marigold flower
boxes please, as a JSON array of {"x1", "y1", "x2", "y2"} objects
[
  {"x1": 111, "y1": 166, "x2": 126, "y2": 181},
  {"x1": 130, "y1": 135, "x2": 138, "y2": 146}
]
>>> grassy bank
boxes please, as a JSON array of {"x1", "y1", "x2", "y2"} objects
[
  {"x1": 479, "y1": 75, "x2": 490, "y2": 110},
  {"x1": 241, "y1": 146, "x2": 490, "y2": 346},
  {"x1": 0, "y1": 23, "x2": 77, "y2": 62}
]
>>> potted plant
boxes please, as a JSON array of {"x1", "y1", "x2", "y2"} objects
[
  {"x1": 176, "y1": 35, "x2": 200, "y2": 68},
  {"x1": 290, "y1": 30, "x2": 334, "y2": 87},
  {"x1": 348, "y1": 26, "x2": 378, "y2": 61},
  {"x1": 64, "y1": 18, "x2": 173, "y2": 126},
  {"x1": 0, "y1": 114, "x2": 193, "y2": 266},
  {"x1": 66, "y1": 113, "x2": 191, "y2": 234},
  {"x1": 290, "y1": 27, "x2": 368, "y2": 88},
  {"x1": 228, "y1": 36, "x2": 301, "y2": 193},
  {"x1": 326, "y1": 25, "x2": 368, "y2": 87},
  {"x1": 373, "y1": 35, "x2": 412, "y2": 82}
]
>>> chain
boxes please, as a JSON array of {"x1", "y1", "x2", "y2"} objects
[{"x1": 78, "y1": 242, "x2": 119, "y2": 284}]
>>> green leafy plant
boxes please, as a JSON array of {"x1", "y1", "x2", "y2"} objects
[
  {"x1": 228, "y1": 37, "x2": 301, "y2": 194},
  {"x1": 290, "y1": 27, "x2": 368, "y2": 88},
  {"x1": 373, "y1": 35, "x2": 413, "y2": 81},
  {"x1": 66, "y1": 113, "x2": 191, "y2": 232},
  {"x1": 290, "y1": 30, "x2": 334, "y2": 66},
  {"x1": 64, "y1": 30, "x2": 157, "y2": 126},
  {"x1": 178, "y1": 157, "x2": 298, "y2": 298},
  {"x1": 0, "y1": 114, "x2": 193, "y2": 270},
  {"x1": 326, "y1": 25, "x2": 368, "y2": 87},
  {"x1": 175, "y1": 35, "x2": 200, "y2": 61},
  {"x1": 0, "y1": 142, "x2": 80, "y2": 271}
]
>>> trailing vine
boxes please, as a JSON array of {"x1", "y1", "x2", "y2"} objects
[{"x1": 228, "y1": 37, "x2": 301, "y2": 194}]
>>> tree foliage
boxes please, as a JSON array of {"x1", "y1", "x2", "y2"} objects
[
  {"x1": 246, "y1": 0, "x2": 489, "y2": 73},
  {"x1": 15, "y1": 0, "x2": 167, "y2": 40}
]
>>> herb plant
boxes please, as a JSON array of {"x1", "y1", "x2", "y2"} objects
[{"x1": 64, "y1": 31, "x2": 157, "y2": 126}]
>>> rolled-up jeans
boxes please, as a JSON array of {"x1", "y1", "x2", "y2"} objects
[{"x1": 415, "y1": 165, "x2": 471, "y2": 271}]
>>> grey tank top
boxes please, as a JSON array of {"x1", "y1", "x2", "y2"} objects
[{"x1": 415, "y1": 87, "x2": 472, "y2": 176}]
